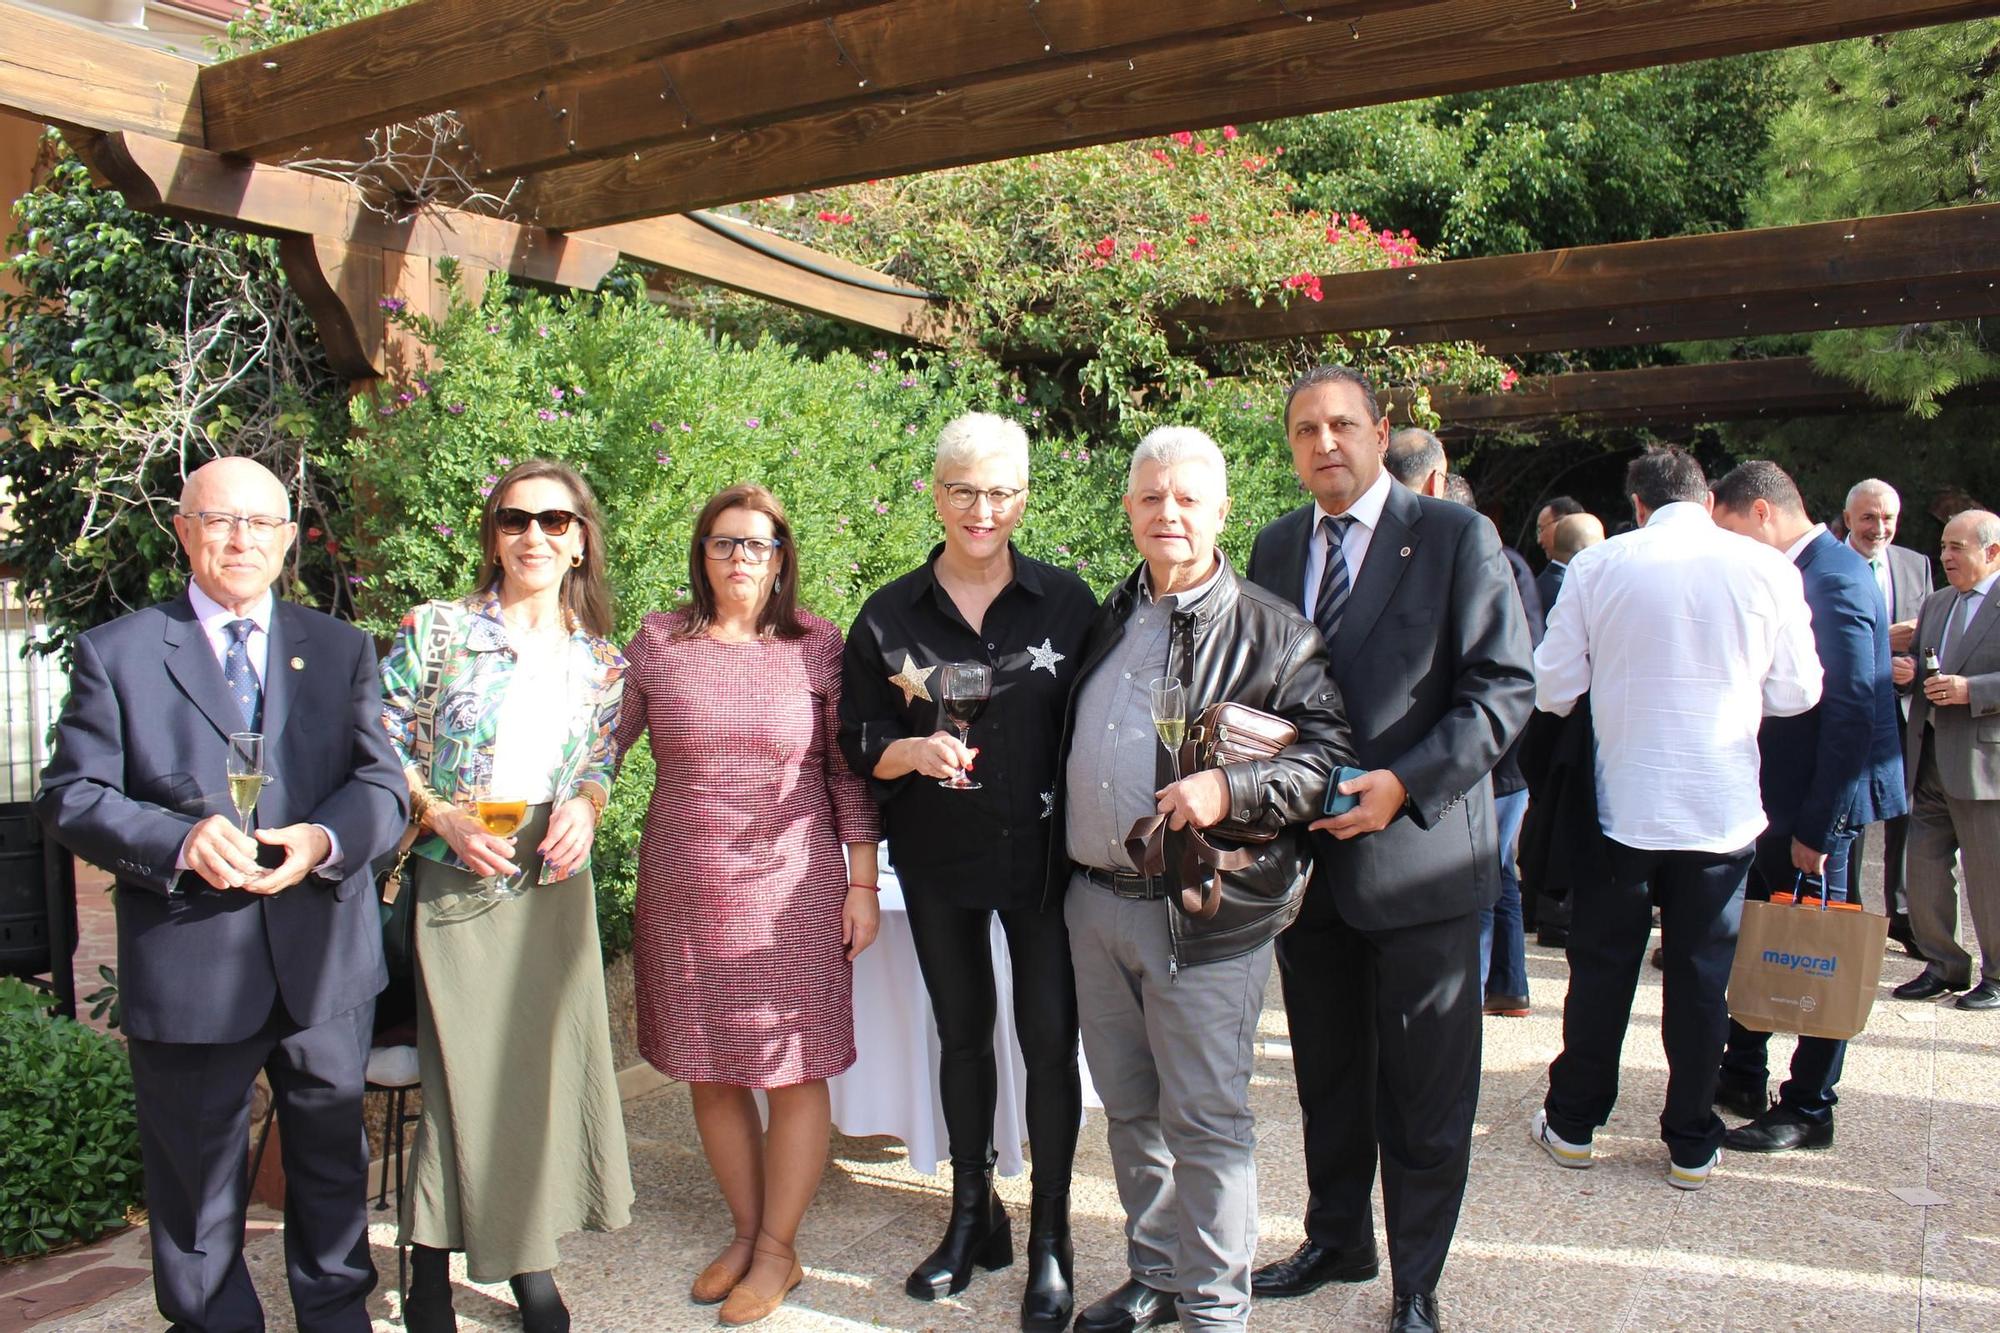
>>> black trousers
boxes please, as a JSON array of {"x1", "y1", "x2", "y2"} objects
[
  {"x1": 903, "y1": 887, "x2": 1081, "y2": 1196},
  {"x1": 125, "y1": 996, "x2": 376, "y2": 1333},
  {"x1": 1276, "y1": 891, "x2": 1482, "y2": 1297},
  {"x1": 1545, "y1": 839, "x2": 1752, "y2": 1167}
]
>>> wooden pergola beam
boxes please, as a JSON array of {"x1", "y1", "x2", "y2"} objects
[
  {"x1": 1410, "y1": 357, "x2": 1994, "y2": 431},
  {"x1": 511, "y1": 0, "x2": 2000, "y2": 230},
  {"x1": 197, "y1": 0, "x2": 896, "y2": 158},
  {"x1": 0, "y1": 2, "x2": 203, "y2": 145},
  {"x1": 1175, "y1": 203, "x2": 2000, "y2": 353}
]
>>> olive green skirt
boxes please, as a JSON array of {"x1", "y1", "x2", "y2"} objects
[{"x1": 397, "y1": 804, "x2": 633, "y2": 1281}]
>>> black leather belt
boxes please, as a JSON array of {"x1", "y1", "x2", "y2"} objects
[{"x1": 1081, "y1": 866, "x2": 1169, "y2": 900}]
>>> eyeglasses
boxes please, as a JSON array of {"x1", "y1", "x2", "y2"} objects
[
  {"x1": 494, "y1": 507, "x2": 579, "y2": 536},
  {"x1": 183, "y1": 511, "x2": 291, "y2": 543},
  {"x1": 702, "y1": 535, "x2": 784, "y2": 563},
  {"x1": 939, "y1": 483, "x2": 1027, "y2": 511}
]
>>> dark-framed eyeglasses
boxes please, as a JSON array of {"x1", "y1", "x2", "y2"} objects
[
  {"x1": 182, "y1": 511, "x2": 291, "y2": 543},
  {"x1": 495, "y1": 507, "x2": 579, "y2": 536},
  {"x1": 702, "y1": 535, "x2": 784, "y2": 563},
  {"x1": 939, "y1": 482, "x2": 1027, "y2": 511}
]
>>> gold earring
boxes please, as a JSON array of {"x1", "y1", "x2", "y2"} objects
[{"x1": 571, "y1": 553, "x2": 583, "y2": 567}]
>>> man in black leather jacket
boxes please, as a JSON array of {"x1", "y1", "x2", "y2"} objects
[{"x1": 1049, "y1": 426, "x2": 1354, "y2": 1333}]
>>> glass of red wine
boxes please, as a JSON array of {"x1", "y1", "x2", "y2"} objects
[{"x1": 937, "y1": 661, "x2": 992, "y2": 790}]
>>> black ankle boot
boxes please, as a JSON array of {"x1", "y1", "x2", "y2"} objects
[
  {"x1": 906, "y1": 1161, "x2": 1014, "y2": 1300},
  {"x1": 510, "y1": 1270, "x2": 570, "y2": 1333},
  {"x1": 1019, "y1": 1193, "x2": 1074, "y2": 1331},
  {"x1": 404, "y1": 1245, "x2": 457, "y2": 1333}
]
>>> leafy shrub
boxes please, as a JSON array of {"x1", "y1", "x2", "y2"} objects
[{"x1": 0, "y1": 978, "x2": 143, "y2": 1257}]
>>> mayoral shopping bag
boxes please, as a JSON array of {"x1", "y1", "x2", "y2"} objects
[{"x1": 1727, "y1": 884, "x2": 1888, "y2": 1041}]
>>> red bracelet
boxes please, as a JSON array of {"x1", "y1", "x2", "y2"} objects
[{"x1": 849, "y1": 880, "x2": 880, "y2": 893}]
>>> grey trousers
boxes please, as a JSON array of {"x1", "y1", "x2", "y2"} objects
[
  {"x1": 1066, "y1": 873, "x2": 1273, "y2": 1332},
  {"x1": 1907, "y1": 742, "x2": 2000, "y2": 988}
]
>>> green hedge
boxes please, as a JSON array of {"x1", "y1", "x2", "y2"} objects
[{"x1": 0, "y1": 979, "x2": 143, "y2": 1258}]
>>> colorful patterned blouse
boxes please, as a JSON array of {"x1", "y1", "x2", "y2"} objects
[{"x1": 380, "y1": 590, "x2": 625, "y2": 883}]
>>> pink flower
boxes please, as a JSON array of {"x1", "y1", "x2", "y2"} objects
[
  {"x1": 377, "y1": 297, "x2": 405, "y2": 313},
  {"x1": 1500, "y1": 369, "x2": 1520, "y2": 392},
  {"x1": 1222, "y1": 125, "x2": 1239, "y2": 141},
  {"x1": 647, "y1": 420, "x2": 666, "y2": 433},
  {"x1": 656, "y1": 451, "x2": 673, "y2": 465},
  {"x1": 536, "y1": 409, "x2": 557, "y2": 421},
  {"x1": 1150, "y1": 149, "x2": 1173, "y2": 165},
  {"x1": 434, "y1": 524, "x2": 453, "y2": 537},
  {"x1": 1132, "y1": 241, "x2": 1158, "y2": 261},
  {"x1": 1188, "y1": 212, "x2": 1210, "y2": 225},
  {"x1": 912, "y1": 478, "x2": 928, "y2": 492},
  {"x1": 1171, "y1": 130, "x2": 1194, "y2": 147},
  {"x1": 745, "y1": 416, "x2": 761, "y2": 428},
  {"x1": 1194, "y1": 141, "x2": 1209, "y2": 156},
  {"x1": 306, "y1": 527, "x2": 322, "y2": 540},
  {"x1": 446, "y1": 402, "x2": 467, "y2": 415},
  {"x1": 873, "y1": 501, "x2": 890, "y2": 515},
  {"x1": 550, "y1": 387, "x2": 565, "y2": 399},
  {"x1": 1094, "y1": 235, "x2": 1117, "y2": 258}
]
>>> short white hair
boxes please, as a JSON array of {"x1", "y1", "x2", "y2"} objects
[
  {"x1": 1128, "y1": 426, "x2": 1228, "y2": 493},
  {"x1": 933, "y1": 412, "x2": 1029, "y2": 484},
  {"x1": 1845, "y1": 478, "x2": 1900, "y2": 512}
]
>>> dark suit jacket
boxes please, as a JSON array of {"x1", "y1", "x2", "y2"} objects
[
  {"x1": 1534, "y1": 560, "x2": 1565, "y2": 631},
  {"x1": 1759, "y1": 532, "x2": 1908, "y2": 853},
  {"x1": 34, "y1": 593, "x2": 407, "y2": 1045},
  {"x1": 1248, "y1": 484, "x2": 1536, "y2": 930}
]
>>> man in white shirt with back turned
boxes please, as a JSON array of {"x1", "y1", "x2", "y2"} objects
[{"x1": 1527, "y1": 446, "x2": 1822, "y2": 1192}]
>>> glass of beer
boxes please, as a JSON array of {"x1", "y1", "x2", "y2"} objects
[
  {"x1": 226, "y1": 732, "x2": 267, "y2": 832},
  {"x1": 469, "y1": 781, "x2": 530, "y2": 902}
]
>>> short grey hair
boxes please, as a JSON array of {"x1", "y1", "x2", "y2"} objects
[
  {"x1": 1845, "y1": 478, "x2": 1900, "y2": 512},
  {"x1": 1958, "y1": 509, "x2": 2000, "y2": 548},
  {"x1": 933, "y1": 412, "x2": 1030, "y2": 484},
  {"x1": 1128, "y1": 426, "x2": 1228, "y2": 493}
]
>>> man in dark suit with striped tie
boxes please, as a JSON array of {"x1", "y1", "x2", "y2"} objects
[{"x1": 1245, "y1": 367, "x2": 1535, "y2": 1333}]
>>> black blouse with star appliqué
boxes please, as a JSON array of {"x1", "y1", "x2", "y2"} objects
[{"x1": 840, "y1": 544, "x2": 1098, "y2": 910}]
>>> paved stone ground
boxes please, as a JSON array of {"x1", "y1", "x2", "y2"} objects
[{"x1": 25, "y1": 852, "x2": 2000, "y2": 1333}]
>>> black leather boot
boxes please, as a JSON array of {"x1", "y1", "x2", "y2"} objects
[
  {"x1": 906, "y1": 1161, "x2": 1013, "y2": 1300},
  {"x1": 1019, "y1": 1192, "x2": 1074, "y2": 1330},
  {"x1": 403, "y1": 1244, "x2": 457, "y2": 1333}
]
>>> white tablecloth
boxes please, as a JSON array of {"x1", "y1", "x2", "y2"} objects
[{"x1": 823, "y1": 865, "x2": 1099, "y2": 1177}]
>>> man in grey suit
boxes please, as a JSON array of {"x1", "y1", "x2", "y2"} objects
[
  {"x1": 35, "y1": 457, "x2": 408, "y2": 1331},
  {"x1": 1246, "y1": 368, "x2": 1535, "y2": 1333},
  {"x1": 1845, "y1": 478, "x2": 1936, "y2": 951},
  {"x1": 1891, "y1": 509, "x2": 2000, "y2": 1010}
]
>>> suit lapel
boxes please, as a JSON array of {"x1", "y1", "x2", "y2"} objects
[
  {"x1": 1264, "y1": 505, "x2": 1313, "y2": 616},
  {"x1": 1333, "y1": 485, "x2": 1420, "y2": 672},
  {"x1": 261, "y1": 602, "x2": 303, "y2": 743},
  {"x1": 1945, "y1": 585, "x2": 2000, "y2": 674},
  {"x1": 163, "y1": 595, "x2": 251, "y2": 743}
]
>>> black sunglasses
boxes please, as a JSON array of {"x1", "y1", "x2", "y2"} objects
[{"x1": 494, "y1": 507, "x2": 579, "y2": 536}]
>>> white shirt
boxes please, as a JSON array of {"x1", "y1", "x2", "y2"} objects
[
  {"x1": 178, "y1": 581, "x2": 342, "y2": 875},
  {"x1": 1534, "y1": 502, "x2": 1823, "y2": 853},
  {"x1": 1784, "y1": 523, "x2": 1827, "y2": 565},
  {"x1": 1302, "y1": 467, "x2": 1394, "y2": 615},
  {"x1": 1849, "y1": 535, "x2": 1893, "y2": 614}
]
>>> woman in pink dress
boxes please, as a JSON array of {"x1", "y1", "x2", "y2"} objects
[{"x1": 615, "y1": 482, "x2": 880, "y2": 1327}]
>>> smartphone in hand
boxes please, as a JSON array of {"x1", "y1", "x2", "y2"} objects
[{"x1": 1322, "y1": 766, "x2": 1369, "y2": 818}]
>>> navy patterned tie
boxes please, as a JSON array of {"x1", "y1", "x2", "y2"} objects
[
  {"x1": 1314, "y1": 514, "x2": 1355, "y2": 643},
  {"x1": 223, "y1": 619, "x2": 262, "y2": 730}
]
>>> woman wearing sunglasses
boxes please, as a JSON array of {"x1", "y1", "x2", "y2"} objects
[
  {"x1": 614, "y1": 482, "x2": 880, "y2": 1327},
  {"x1": 379, "y1": 459, "x2": 632, "y2": 1333}
]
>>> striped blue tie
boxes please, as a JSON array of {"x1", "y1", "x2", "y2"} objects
[
  {"x1": 222, "y1": 619, "x2": 262, "y2": 730},
  {"x1": 1314, "y1": 514, "x2": 1354, "y2": 643}
]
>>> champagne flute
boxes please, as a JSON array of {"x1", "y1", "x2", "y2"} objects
[
  {"x1": 1149, "y1": 678, "x2": 1186, "y2": 783},
  {"x1": 226, "y1": 732, "x2": 267, "y2": 833},
  {"x1": 937, "y1": 662, "x2": 993, "y2": 790},
  {"x1": 469, "y1": 782, "x2": 530, "y2": 902}
]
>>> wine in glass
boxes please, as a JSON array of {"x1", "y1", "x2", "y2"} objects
[
  {"x1": 470, "y1": 784, "x2": 530, "y2": 901},
  {"x1": 1148, "y1": 678, "x2": 1186, "y2": 781},
  {"x1": 226, "y1": 732, "x2": 267, "y2": 832},
  {"x1": 937, "y1": 662, "x2": 993, "y2": 790}
]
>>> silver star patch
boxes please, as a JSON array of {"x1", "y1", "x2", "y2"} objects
[
  {"x1": 1040, "y1": 788, "x2": 1055, "y2": 821},
  {"x1": 888, "y1": 652, "x2": 936, "y2": 705},
  {"x1": 1026, "y1": 637, "x2": 1065, "y2": 676}
]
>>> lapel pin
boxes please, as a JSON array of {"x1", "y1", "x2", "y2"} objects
[
  {"x1": 1400, "y1": 546, "x2": 1412, "y2": 558},
  {"x1": 290, "y1": 657, "x2": 305, "y2": 671}
]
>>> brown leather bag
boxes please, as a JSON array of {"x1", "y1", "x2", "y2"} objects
[{"x1": 1124, "y1": 700, "x2": 1298, "y2": 920}]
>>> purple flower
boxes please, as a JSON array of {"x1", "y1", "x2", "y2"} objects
[
  {"x1": 486, "y1": 323, "x2": 502, "y2": 334},
  {"x1": 434, "y1": 524, "x2": 454, "y2": 537},
  {"x1": 396, "y1": 391, "x2": 413, "y2": 404},
  {"x1": 377, "y1": 405, "x2": 396, "y2": 417},
  {"x1": 1077, "y1": 448, "x2": 1092, "y2": 463},
  {"x1": 1012, "y1": 393, "x2": 1027, "y2": 405},
  {"x1": 550, "y1": 387, "x2": 565, "y2": 400},
  {"x1": 868, "y1": 462, "x2": 879, "y2": 472},
  {"x1": 560, "y1": 410, "x2": 571, "y2": 419},
  {"x1": 478, "y1": 485, "x2": 493, "y2": 498},
  {"x1": 745, "y1": 416, "x2": 761, "y2": 429},
  {"x1": 900, "y1": 377, "x2": 917, "y2": 388},
  {"x1": 850, "y1": 562, "x2": 861, "y2": 572},
  {"x1": 1059, "y1": 449, "x2": 1072, "y2": 461},
  {"x1": 905, "y1": 423, "x2": 918, "y2": 435},
  {"x1": 482, "y1": 473, "x2": 498, "y2": 487},
  {"x1": 347, "y1": 574, "x2": 363, "y2": 586},
  {"x1": 647, "y1": 420, "x2": 666, "y2": 434},
  {"x1": 1056, "y1": 544, "x2": 1071, "y2": 555},
  {"x1": 378, "y1": 297, "x2": 406, "y2": 313},
  {"x1": 536, "y1": 325, "x2": 550, "y2": 338},
  {"x1": 872, "y1": 501, "x2": 889, "y2": 515},
  {"x1": 536, "y1": 409, "x2": 557, "y2": 421},
  {"x1": 1075, "y1": 559, "x2": 1089, "y2": 570},
  {"x1": 572, "y1": 386, "x2": 586, "y2": 398},
  {"x1": 912, "y1": 477, "x2": 927, "y2": 491},
  {"x1": 445, "y1": 402, "x2": 467, "y2": 415},
  {"x1": 655, "y1": 451, "x2": 672, "y2": 466},
  {"x1": 414, "y1": 378, "x2": 431, "y2": 394},
  {"x1": 496, "y1": 457, "x2": 512, "y2": 468},
  {"x1": 872, "y1": 349, "x2": 889, "y2": 360},
  {"x1": 679, "y1": 422, "x2": 692, "y2": 432}
]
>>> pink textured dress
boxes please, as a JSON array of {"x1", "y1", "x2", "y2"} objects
[{"x1": 616, "y1": 609, "x2": 880, "y2": 1088}]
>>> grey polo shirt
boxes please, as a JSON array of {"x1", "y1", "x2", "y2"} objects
[{"x1": 1065, "y1": 562, "x2": 1225, "y2": 873}]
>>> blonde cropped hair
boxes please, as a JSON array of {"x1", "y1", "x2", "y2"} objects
[{"x1": 933, "y1": 412, "x2": 1030, "y2": 485}]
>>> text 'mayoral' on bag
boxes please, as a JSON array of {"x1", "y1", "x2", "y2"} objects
[{"x1": 1728, "y1": 889, "x2": 1889, "y2": 1042}]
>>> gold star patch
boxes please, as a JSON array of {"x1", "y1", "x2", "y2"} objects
[{"x1": 888, "y1": 652, "x2": 936, "y2": 705}]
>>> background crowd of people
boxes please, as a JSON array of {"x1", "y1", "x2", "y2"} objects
[{"x1": 32, "y1": 366, "x2": 1996, "y2": 1333}]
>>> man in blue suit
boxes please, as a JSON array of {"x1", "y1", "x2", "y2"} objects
[
  {"x1": 35, "y1": 457, "x2": 408, "y2": 1332},
  {"x1": 1709, "y1": 461, "x2": 1906, "y2": 1153}
]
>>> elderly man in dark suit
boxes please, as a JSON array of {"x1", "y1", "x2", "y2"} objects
[
  {"x1": 1533, "y1": 497, "x2": 1584, "y2": 621},
  {"x1": 1246, "y1": 368, "x2": 1535, "y2": 1333},
  {"x1": 1892, "y1": 509, "x2": 2000, "y2": 1010},
  {"x1": 1844, "y1": 478, "x2": 1936, "y2": 952},
  {"x1": 35, "y1": 457, "x2": 408, "y2": 1333},
  {"x1": 1709, "y1": 462, "x2": 1907, "y2": 1152}
]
